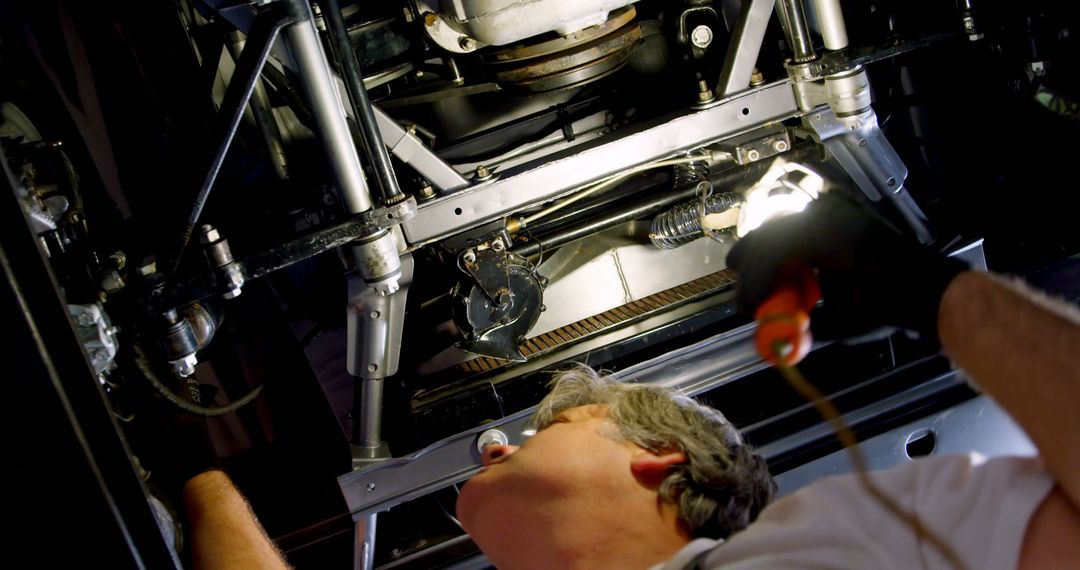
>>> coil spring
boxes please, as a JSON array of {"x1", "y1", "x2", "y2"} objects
[
  {"x1": 649, "y1": 190, "x2": 743, "y2": 250},
  {"x1": 673, "y1": 152, "x2": 710, "y2": 188}
]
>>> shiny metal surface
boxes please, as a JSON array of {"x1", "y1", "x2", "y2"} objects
[
  {"x1": 716, "y1": 0, "x2": 776, "y2": 97},
  {"x1": 442, "y1": 0, "x2": 639, "y2": 46},
  {"x1": 373, "y1": 107, "x2": 470, "y2": 193},
  {"x1": 809, "y1": 0, "x2": 849, "y2": 50},
  {"x1": 777, "y1": 0, "x2": 816, "y2": 63},
  {"x1": 806, "y1": 108, "x2": 932, "y2": 242},
  {"x1": 346, "y1": 255, "x2": 413, "y2": 379},
  {"x1": 773, "y1": 395, "x2": 1035, "y2": 496},
  {"x1": 282, "y1": 6, "x2": 372, "y2": 214},
  {"x1": 530, "y1": 221, "x2": 733, "y2": 338},
  {"x1": 402, "y1": 81, "x2": 799, "y2": 246}
]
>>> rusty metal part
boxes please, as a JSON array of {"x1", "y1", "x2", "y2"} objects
[
  {"x1": 486, "y1": 7, "x2": 637, "y2": 63},
  {"x1": 456, "y1": 269, "x2": 737, "y2": 373},
  {"x1": 487, "y1": 12, "x2": 643, "y2": 93}
]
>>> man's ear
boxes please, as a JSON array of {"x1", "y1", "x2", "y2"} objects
[{"x1": 630, "y1": 449, "x2": 687, "y2": 489}]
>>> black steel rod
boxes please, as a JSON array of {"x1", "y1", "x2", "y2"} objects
[
  {"x1": 320, "y1": 0, "x2": 404, "y2": 203},
  {"x1": 171, "y1": 4, "x2": 293, "y2": 278},
  {"x1": 777, "y1": 0, "x2": 817, "y2": 63},
  {"x1": 513, "y1": 143, "x2": 826, "y2": 257}
]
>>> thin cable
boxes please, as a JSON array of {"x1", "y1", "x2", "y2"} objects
[
  {"x1": 772, "y1": 343, "x2": 967, "y2": 570},
  {"x1": 518, "y1": 155, "x2": 717, "y2": 228},
  {"x1": 134, "y1": 348, "x2": 265, "y2": 417}
]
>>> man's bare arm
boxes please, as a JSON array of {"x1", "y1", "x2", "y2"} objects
[
  {"x1": 182, "y1": 470, "x2": 291, "y2": 570},
  {"x1": 939, "y1": 271, "x2": 1080, "y2": 507}
]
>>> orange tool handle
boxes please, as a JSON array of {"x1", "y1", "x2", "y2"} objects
[{"x1": 754, "y1": 267, "x2": 821, "y2": 367}]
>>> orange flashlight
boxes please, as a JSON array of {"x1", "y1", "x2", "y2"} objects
[{"x1": 753, "y1": 267, "x2": 820, "y2": 367}]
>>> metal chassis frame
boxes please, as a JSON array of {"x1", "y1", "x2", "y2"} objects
[{"x1": 400, "y1": 80, "x2": 801, "y2": 247}]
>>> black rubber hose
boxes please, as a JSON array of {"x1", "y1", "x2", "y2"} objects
[
  {"x1": 134, "y1": 347, "x2": 264, "y2": 417},
  {"x1": 320, "y1": 0, "x2": 404, "y2": 202}
]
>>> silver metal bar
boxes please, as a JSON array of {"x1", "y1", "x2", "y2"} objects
[
  {"x1": 354, "y1": 514, "x2": 377, "y2": 570},
  {"x1": 809, "y1": 0, "x2": 848, "y2": 50},
  {"x1": 716, "y1": 0, "x2": 776, "y2": 97},
  {"x1": 373, "y1": 107, "x2": 470, "y2": 193},
  {"x1": 281, "y1": 5, "x2": 372, "y2": 214},
  {"x1": 401, "y1": 80, "x2": 799, "y2": 246},
  {"x1": 773, "y1": 395, "x2": 1034, "y2": 496},
  {"x1": 346, "y1": 255, "x2": 413, "y2": 379},
  {"x1": 338, "y1": 322, "x2": 772, "y2": 518}
]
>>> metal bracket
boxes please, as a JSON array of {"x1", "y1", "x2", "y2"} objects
[
  {"x1": 716, "y1": 0, "x2": 776, "y2": 97},
  {"x1": 805, "y1": 109, "x2": 933, "y2": 242},
  {"x1": 240, "y1": 197, "x2": 416, "y2": 282},
  {"x1": 346, "y1": 254, "x2": 414, "y2": 380},
  {"x1": 373, "y1": 107, "x2": 470, "y2": 193}
]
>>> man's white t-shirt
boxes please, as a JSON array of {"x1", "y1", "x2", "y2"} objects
[{"x1": 656, "y1": 454, "x2": 1054, "y2": 569}]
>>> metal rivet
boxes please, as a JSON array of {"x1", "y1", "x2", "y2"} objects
[
  {"x1": 367, "y1": 363, "x2": 378, "y2": 372},
  {"x1": 366, "y1": 483, "x2": 376, "y2": 491},
  {"x1": 369, "y1": 311, "x2": 380, "y2": 319}
]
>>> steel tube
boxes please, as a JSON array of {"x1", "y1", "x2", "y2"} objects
[
  {"x1": 810, "y1": 0, "x2": 849, "y2": 50},
  {"x1": 281, "y1": 2, "x2": 372, "y2": 214},
  {"x1": 513, "y1": 143, "x2": 823, "y2": 257},
  {"x1": 321, "y1": 0, "x2": 404, "y2": 203},
  {"x1": 353, "y1": 378, "x2": 384, "y2": 448},
  {"x1": 778, "y1": 0, "x2": 817, "y2": 62}
]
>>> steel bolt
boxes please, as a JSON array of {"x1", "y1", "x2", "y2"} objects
[
  {"x1": 419, "y1": 185, "x2": 435, "y2": 198},
  {"x1": 459, "y1": 37, "x2": 476, "y2": 51},
  {"x1": 476, "y1": 429, "x2": 509, "y2": 454},
  {"x1": 474, "y1": 164, "x2": 492, "y2": 180},
  {"x1": 750, "y1": 68, "x2": 766, "y2": 86},
  {"x1": 423, "y1": 12, "x2": 438, "y2": 27},
  {"x1": 109, "y1": 251, "x2": 126, "y2": 270},
  {"x1": 772, "y1": 140, "x2": 789, "y2": 153},
  {"x1": 137, "y1": 260, "x2": 157, "y2": 277},
  {"x1": 696, "y1": 80, "x2": 715, "y2": 103},
  {"x1": 373, "y1": 281, "x2": 400, "y2": 296},
  {"x1": 491, "y1": 238, "x2": 505, "y2": 252},
  {"x1": 746, "y1": 149, "x2": 761, "y2": 162},
  {"x1": 690, "y1": 25, "x2": 714, "y2": 49},
  {"x1": 462, "y1": 251, "x2": 477, "y2": 264},
  {"x1": 171, "y1": 354, "x2": 198, "y2": 378},
  {"x1": 199, "y1": 224, "x2": 221, "y2": 244}
]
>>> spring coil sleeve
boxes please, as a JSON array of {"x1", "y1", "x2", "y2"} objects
[{"x1": 649, "y1": 192, "x2": 743, "y2": 249}]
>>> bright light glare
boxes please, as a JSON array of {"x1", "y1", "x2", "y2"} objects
[
  {"x1": 736, "y1": 160, "x2": 825, "y2": 238},
  {"x1": 736, "y1": 190, "x2": 813, "y2": 237}
]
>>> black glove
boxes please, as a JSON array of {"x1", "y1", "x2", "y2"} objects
[{"x1": 726, "y1": 193, "x2": 969, "y2": 342}]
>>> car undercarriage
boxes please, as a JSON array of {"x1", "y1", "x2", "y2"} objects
[{"x1": 2, "y1": 0, "x2": 1078, "y2": 567}]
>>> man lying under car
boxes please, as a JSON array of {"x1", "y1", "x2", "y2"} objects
[{"x1": 454, "y1": 195, "x2": 1080, "y2": 569}]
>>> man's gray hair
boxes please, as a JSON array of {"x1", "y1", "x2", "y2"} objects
[{"x1": 531, "y1": 364, "x2": 776, "y2": 539}]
